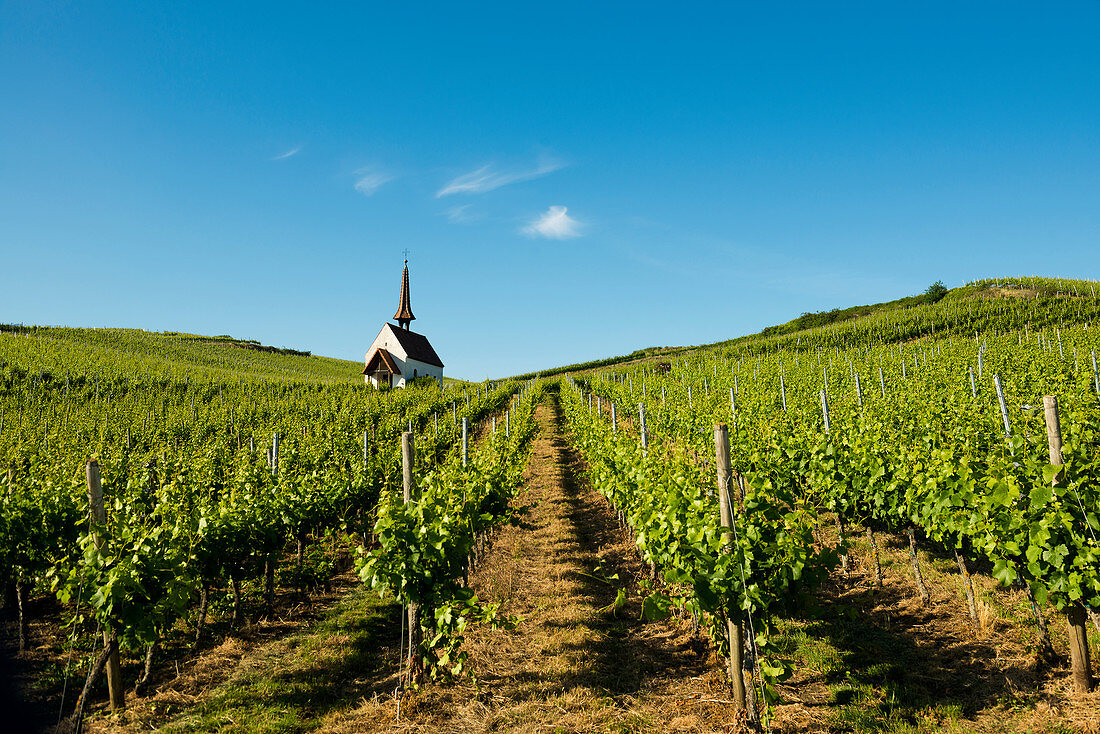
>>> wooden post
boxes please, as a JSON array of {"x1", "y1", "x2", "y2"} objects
[
  {"x1": 144, "y1": 460, "x2": 157, "y2": 506},
  {"x1": 461, "y1": 417, "x2": 468, "y2": 467},
  {"x1": 994, "y1": 375, "x2": 1011, "y2": 438},
  {"x1": 402, "y1": 432, "x2": 415, "y2": 503},
  {"x1": 1044, "y1": 396, "x2": 1094, "y2": 692},
  {"x1": 611, "y1": 402, "x2": 617, "y2": 433},
  {"x1": 713, "y1": 424, "x2": 747, "y2": 713},
  {"x1": 854, "y1": 372, "x2": 862, "y2": 408},
  {"x1": 401, "y1": 432, "x2": 423, "y2": 684},
  {"x1": 87, "y1": 461, "x2": 125, "y2": 711},
  {"x1": 907, "y1": 527, "x2": 930, "y2": 605},
  {"x1": 638, "y1": 402, "x2": 647, "y2": 454},
  {"x1": 969, "y1": 365, "x2": 977, "y2": 398},
  {"x1": 820, "y1": 390, "x2": 831, "y2": 434},
  {"x1": 1092, "y1": 351, "x2": 1099, "y2": 396},
  {"x1": 363, "y1": 430, "x2": 369, "y2": 471},
  {"x1": 780, "y1": 374, "x2": 787, "y2": 412},
  {"x1": 878, "y1": 366, "x2": 885, "y2": 398}
]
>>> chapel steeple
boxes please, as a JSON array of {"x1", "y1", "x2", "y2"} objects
[{"x1": 393, "y1": 259, "x2": 415, "y2": 330}]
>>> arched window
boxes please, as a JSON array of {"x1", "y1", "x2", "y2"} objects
[{"x1": 413, "y1": 369, "x2": 418, "y2": 378}]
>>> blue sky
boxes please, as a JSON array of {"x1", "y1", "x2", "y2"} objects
[{"x1": 2, "y1": 2, "x2": 1098, "y2": 379}]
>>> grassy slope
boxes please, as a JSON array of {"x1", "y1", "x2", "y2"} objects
[
  {"x1": 0, "y1": 326, "x2": 361, "y2": 383},
  {"x1": 705, "y1": 275, "x2": 1094, "y2": 351},
  {"x1": 512, "y1": 276, "x2": 1100, "y2": 379},
  {"x1": 0, "y1": 326, "x2": 471, "y2": 385}
]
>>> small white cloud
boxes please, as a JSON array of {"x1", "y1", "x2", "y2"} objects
[
  {"x1": 437, "y1": 156, "x2": 564, "y2": 197},
  {"x1": 523, "y1": 206, "x2": 581, "y2": 239},
  {"x1": 444, "y1": 204, "x2": 481, "y2": 224},
  {"x1": 354, "y1": 168, "x2": 393, "y2": 196},
  {"x1": 271, "y1": 146, "x2": 302, "y2": 160}
]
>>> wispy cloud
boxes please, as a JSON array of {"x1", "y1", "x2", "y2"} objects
[
  {"x1": 271, "y1": 146, "x2": 302, "y2": 160},
  {"x1": 523, "y1": 206, "x2": 581, "y2": 239},
  {"x1": 444, "y1": 204, "x2": 481, "y2": 224},
  {"x1": 353, "y1": 167, "x2": 393, "y2": 196},
  {"x1": 437, "y1": 156, "x2": 564, "y2": 197}
]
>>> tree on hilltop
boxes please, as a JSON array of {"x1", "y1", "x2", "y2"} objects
[{"x1": 924, "y1": 281, "x2": 948, "y2": 302}]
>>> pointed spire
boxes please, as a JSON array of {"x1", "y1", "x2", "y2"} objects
[{"x1": 393, "y1": 259, "x2": 415, "y2": 329}]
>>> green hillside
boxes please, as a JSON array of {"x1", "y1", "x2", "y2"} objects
[
  {"x1": 519, "y1": 276, "x2": 1100, "y2": 379},
  {"x1": 708, "y1": 276, "x2": 1097, "y2": 351},
  {"x1": 0, "y1": 326, "x2": 363, "y2": 384}
]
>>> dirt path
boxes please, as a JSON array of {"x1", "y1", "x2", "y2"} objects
[{"x1": 320, "y1": 393, "x2": 735, "y2": 734}]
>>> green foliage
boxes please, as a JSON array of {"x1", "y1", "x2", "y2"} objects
[
  {"x1": 357, "y1": 381, "x2": 543, "y2": 680},
  {"x1": 924, "y1": 280, "x2": 948, "y2": 302}
]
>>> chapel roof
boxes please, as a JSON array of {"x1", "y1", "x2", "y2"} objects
[{"x1": 385, "y1": 323, "x2": 444, "y2": 368}]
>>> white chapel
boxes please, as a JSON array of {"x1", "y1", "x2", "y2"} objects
[{"x1": 362, "y1": 260, "x2": 444, "y2": 388}]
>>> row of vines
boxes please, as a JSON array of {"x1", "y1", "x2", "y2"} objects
[{"x1": 566, "y1": 285, "x2": 1100, "y2": 727}]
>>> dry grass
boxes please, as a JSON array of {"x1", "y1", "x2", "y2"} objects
[
  {"x1": 767, "y1": 524, "x2": 1100, "y2": 733},
  {"x1": 1, "y1": 566, "x2": 361, "y2": 733},
  {"x1": 77, "y1": 572, "x2": 376, "y2": 733}
]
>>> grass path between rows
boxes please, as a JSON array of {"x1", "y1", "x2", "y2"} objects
[
  {"x1": 312, "y1": 394, "x2": 732, "y2": 733},
  {"x1": 89, "y1": 393, "x2": 733, "y2": 734}
]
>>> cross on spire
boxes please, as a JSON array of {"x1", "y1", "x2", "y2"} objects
[{"x1": 402, "y1": 248, "x2": 410, "y2": 261}]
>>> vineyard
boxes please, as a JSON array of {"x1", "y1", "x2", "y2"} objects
[
  {"x1": 0, "y1": 326, "x2": 541, "y2": 731},
  {"x1": 2, "y1": 278, "x2": 1100, "y2": 733},
  {"x1": 567, "y1": 277, "x2": 1100, "y2": 730}
]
